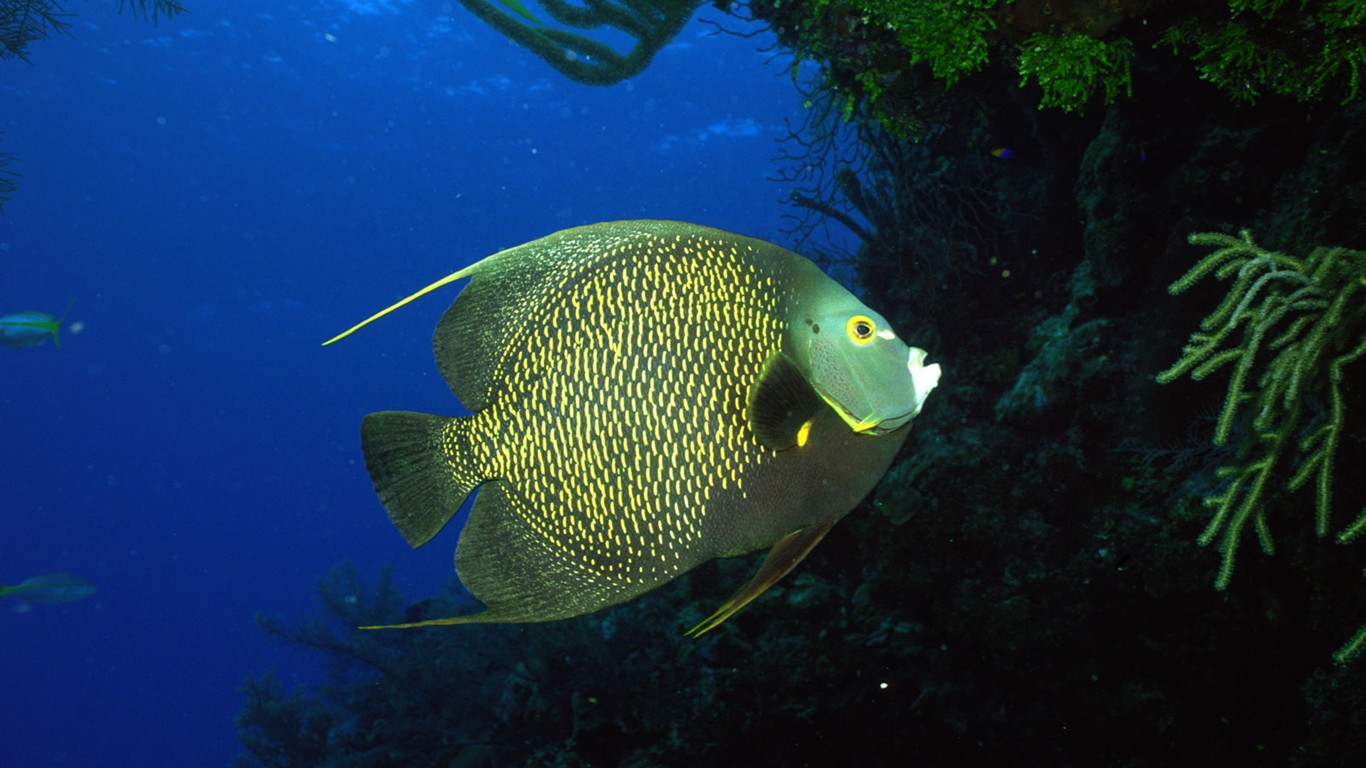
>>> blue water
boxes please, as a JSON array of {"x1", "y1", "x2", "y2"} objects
[{"x1": 0, "y1": 2, "x2": 812, "y2": 763}]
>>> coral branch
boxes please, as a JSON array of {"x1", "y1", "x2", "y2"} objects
[
  {"x1": 1159, "y1": 229, "x2": 1366, "y2": 660},
  {"x1": 458, "y1": 0, "x2": 703, "y2": 85},
  {"x1": 1160, "y1": 231, "x2": 1366, "y2": 580}
]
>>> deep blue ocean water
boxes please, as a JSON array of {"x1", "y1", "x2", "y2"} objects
[{"x1": 0, "y1": 2, "x2": 819, "y2": 763}]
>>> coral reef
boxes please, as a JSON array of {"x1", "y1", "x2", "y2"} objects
[
  {"x1": 1158, "y1": 0, "x2": 1365, "y2": 106},
  {"x1": 241, "y1": 3, "x2": 1366, "y2": 765},
  {"x1": 1158, "y1": 230, "x2": 1366, "y2": 661},
  {"x1": 1016, "y1": 31, "x2": 1132, "y2": 111},
  {"x1": 750, "y1": 0, "x2": 1363, "y2": 132}
]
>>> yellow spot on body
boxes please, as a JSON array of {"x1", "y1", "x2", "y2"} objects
[{"x1": 796, "y1": 419, "x2": 813, "y2": 448}]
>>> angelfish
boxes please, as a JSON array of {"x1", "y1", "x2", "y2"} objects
[{"x1": 326, "y1": 221, "x2": 940, "y2": 635}]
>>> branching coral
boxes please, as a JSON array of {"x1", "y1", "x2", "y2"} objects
[
  {"x1": 779, "y1": 106, "x2": 1028, "y2": 279},
  {"x1": 1, "y1": 0, "x2": 184, "y2": 212},
  {"x1": 239, "y1": 561, "x2": 713, "y2": 766},
  {"x1": 117, "y1": 0, "x2": 185, "y2": 23},
  {"x1": 0, "y1": 0, "x2": 70, "y2": 61},
  {"x1": 1157, "y1": 230, "x2": 1366, "y2": 662},
  {"x1": 458, "y1": 0, "x2": 703, "y2": 85},
  {"x1": 1, "y1": 0, "x2": 185, "y2": 58},
  {"x1": 0, "y1": 145, "x2": 16, "y2": 211}
]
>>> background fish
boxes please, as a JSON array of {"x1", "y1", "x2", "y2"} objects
[
  {"x1": 1, "y1": 311, "x2": 63, "y2": 348},
  {"x1": 0, "y1": 301, "x2": 74, "y2": 348},
  {"x1": 330, "y1": 220, "x2": 940, "y2": 634},
  {"x1": 0, "y1": 573, "x2": 97, "y2": 604}
]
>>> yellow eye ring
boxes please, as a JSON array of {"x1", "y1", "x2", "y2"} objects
[{"x1": 847, "y1": 315, "x2": 876, "y2": 345}]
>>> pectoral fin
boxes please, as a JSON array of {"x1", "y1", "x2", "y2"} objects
[
  {"x1": 685, "y1": 515, "x2": 840, "y2": 637},
  {"x1": 746, "y1": 351, "x2": 824, "y2": 451}
]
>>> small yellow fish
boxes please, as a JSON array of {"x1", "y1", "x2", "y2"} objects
[
  {"x1": 0, "y1": 573, "x2": 96, "y2": 603},
  {"x1": 327, "y1": 221, "x2": 940, "y2": 634},
  {"x1": 0, "y1": 301, "x2": 73, "y2": 348}
]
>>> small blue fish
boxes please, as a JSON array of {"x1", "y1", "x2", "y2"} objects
[
  {"x1": 0, "y1": 301, "x2": 73, "y2": 348},
  {"x1": 0, "y1": 573, "x2": 97, "y2": 604},
  {"x1": 990, "y1": 147, "x2": 1015, "y2": 159}
]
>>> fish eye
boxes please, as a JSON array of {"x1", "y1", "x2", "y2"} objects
[{"x1": 846, "y1": 315, "x2": 876, "y2": 345}]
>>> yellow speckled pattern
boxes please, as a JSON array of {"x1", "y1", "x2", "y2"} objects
[
  {"x1": 356, "y1": 220, "x2": 924, "y2": 628},
  {"x1": 443, "y1": 224, "x2": 791, "y2": 619}
]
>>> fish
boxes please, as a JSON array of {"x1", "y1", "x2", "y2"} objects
[
  {"x1": 0, "y1": 301, "x2": 73, "y2": 348},
  {"x1": 0, "y1": 573, "x2": 97, "y2": 604},
  {"x1": 325, "y1": 221, "x2": 941, "y2": 635}
]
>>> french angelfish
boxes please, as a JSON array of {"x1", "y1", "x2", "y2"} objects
[{"x1": 326, "y1": 221, "x2": 941, "y2": 635}]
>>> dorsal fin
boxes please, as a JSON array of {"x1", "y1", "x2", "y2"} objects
[
  {"x1": 322, "y1": 266, "x2": 475, "y2": 346},
  {"x1": 433, "y1": 223, "x2": 701, "y2": 410},
  {"x1": 324, "y1": 224, "x2": 638, "y2": 410}
]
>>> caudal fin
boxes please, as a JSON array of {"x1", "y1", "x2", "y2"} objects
[{"x1": 361, "y1": 411, "x2": 480, "y2": 548}]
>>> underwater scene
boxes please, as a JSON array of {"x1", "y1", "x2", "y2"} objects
[{"x1": 2, "y1": 1, "x2": 1364, "y2": 766}]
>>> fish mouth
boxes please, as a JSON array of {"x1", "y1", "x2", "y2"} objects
[
  {"x1": 821, "y1": 347, "x2": 941, "y2": 435},
  {"x1": 906, "y1": 347, "x2": 942, "y2": 414}
]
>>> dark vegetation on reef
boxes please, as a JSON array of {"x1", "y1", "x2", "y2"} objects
[
  {"x1": 0, "y1": 0, "x2": 186, "y2": 210},
  {"x1": 239, "y1": 2, "x2": 1366, "y2": 766}
]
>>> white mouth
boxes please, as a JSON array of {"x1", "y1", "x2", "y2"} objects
[{"x1": 907, "y1": 347, "x2": 941, "y2": 417}]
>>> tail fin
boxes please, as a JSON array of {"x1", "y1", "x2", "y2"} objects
[
  {"x1": 361, "y1": 411, "x2": 480, "y2": 548},
  {"x1": 52, "y1": 299, "x2": 76, "y2": 347}
]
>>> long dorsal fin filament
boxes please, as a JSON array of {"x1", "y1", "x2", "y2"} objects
[{"x1": 322, "y1": 266, "x2": 475, "y2": 346}]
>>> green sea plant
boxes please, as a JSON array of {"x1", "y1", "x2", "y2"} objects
[
  {"x1": 854, "y1": 0, "x2": 997, "y2": 85},
  {"x1": 1158, "y1": 0, "x2": 1365, "y2": 105},
  {"x1": 753, "y1": 1, "x2": 1363, "y2": 136},
  {"x1": 1016, "y1": 32, "x2": 1132, "y2": 112},
  {"x1": 754, "y1": 0, "x2": 1147, "y2": 127},
  {"x1": 1157, "y1": 230, "x2": 1366, "y2": 662},
  {"x1": 456, "y1": 0, "x2": 703, "y2": 85}
]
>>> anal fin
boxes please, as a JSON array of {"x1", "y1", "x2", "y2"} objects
[{"x1": 685, "y1": 515, "x2": 840, "y2": 637}]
